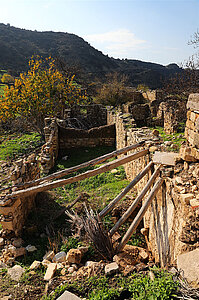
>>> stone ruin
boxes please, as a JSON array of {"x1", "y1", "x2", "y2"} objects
[
  {"x1": 107, "y1": 94, "x2": 199, "y2": 285},
  {"x1": 0, "y1": 94, "x2": 199, "y2": 285}
]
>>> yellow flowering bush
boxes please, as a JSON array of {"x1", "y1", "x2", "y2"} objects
[{"x1": 0, "y1": 56, "x2": 88, "y2": 136}]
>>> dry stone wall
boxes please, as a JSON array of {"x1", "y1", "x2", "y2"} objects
[
  {"x1": 59, "y1": 124, "x2": 116, "y2": 152},
  {"x1": 180, "y1": 94, "x2": 199, "y2": 162},
  {"x1": 63, "y1": 104, "x2": 107, "y2": 129},
  {"x1": 156, "y1": 100, "x2": 187, "y2": 134},
  {"x1": 0, "y1": 154, "x2": 40, "y2": 235},
  {"x1": 107, "y1": 109, "x2": 161, "y2": 192},
  {"x1": 40, "y1": 118, "x2": 59, "y2": 174},
  {"x1": 108, "y1": 104, "x2": 199, "y2": 268}
]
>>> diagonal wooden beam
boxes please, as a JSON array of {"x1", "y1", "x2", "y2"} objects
[
  {"x1": 99, "y1": 161, "x2": 153, "y2": 218},
  {"x1": 8, "y1": 149, "x2": 149, "y2": 199},
  {"x1": 1, "y1": 141, "x2": 145, "y2": 192},
  {"x1": 109, "y1": 164, "x2": 162, "y2": 236},
  {"x1": 117, "y1": 178, "x2": 164, "y2": 253}
]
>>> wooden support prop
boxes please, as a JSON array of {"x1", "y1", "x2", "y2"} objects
[
  {"x1": 99, "y1": 161, "x2": 153, "y2": 218},
  {"x1": 9, "y1": 149, "x2": 148, "y2": 199},
  {"x1": 109, "y1": 164, "x2": 162, "y2": 236},
  {"x1": 3, "y1": 141, "x2": 145, "y2": 192},
  {"x1": 117, "y1": 177, "x2": 164, "y2": 253}
]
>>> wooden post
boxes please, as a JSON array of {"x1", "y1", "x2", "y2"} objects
[
  {"x1": 99, "y1": 161, "x2": 153, "y2": 218},
  {"x1": 9, "y1": 149, "x2": 149, "y2": 199},
  {"x1": 109, "y1": 164, "x2": 162, "y2": 236},
  {"x1": 117, "y1": 178, "x2": 164, "y2": 253},
  {"x1": 3, "y1": 141, "x2": 145, "y2": 192}
]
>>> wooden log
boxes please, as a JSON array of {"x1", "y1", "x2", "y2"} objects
[
  {"x1": 117, "y1": 178, "x2": 164, "y2": 253},
  {"x1": 109, "y1": 164, "x2": 162, "y2": 236},
  {"x1": 99, "y1": 161, "x2": 153, "y2": 218},
  {"x1": 3, "y1": 141, "x2": 145, "y2": 192},
  {"x1": 9, "y1": 149, "x2": 149, "y2": 199}
]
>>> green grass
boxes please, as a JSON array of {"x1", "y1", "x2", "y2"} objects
[
  {"x1": 152, "y1": 126, "x2": 186, "y2": 152},
  {"x1": 52, "y1": 146, "x2": 129, "y2": 210},
  {"x1": 0, "y1": 132, "x2": 43, "y2": 160},
  {"x1": 42, "y1": 267, "x2": 179, "y2": 300}
]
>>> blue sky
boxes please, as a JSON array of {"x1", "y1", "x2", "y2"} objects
[{"x1": 0, "y1": 0, "x2": 198, "y2": 65}]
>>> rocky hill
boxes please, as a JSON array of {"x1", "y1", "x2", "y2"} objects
[{"x1": 0, "y1": 23, "x2": 181, "y2": 88}]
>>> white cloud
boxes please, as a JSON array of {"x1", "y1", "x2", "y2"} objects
[{"x1": 84, "y1": 29, "x2": 147, "y2": 58}]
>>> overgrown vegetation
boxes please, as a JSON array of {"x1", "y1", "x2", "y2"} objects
[
  {"x1": 52, "y1": 147, "x2": 129, "y2": 210},
  {"x1": 0, "y1": 131, "x2": 43, "y2": 160},
  {"x1": 0, "y1": 56, "x2": 88, "y2": 137},
  {"x1": 152, "y1": 126, "x2": 186, "y2": 152},
  {"x1": 42, "y1": 267, "x2": 179, "y2": 300}
]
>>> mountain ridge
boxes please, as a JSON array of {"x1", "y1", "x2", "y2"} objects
[{"x1": 0, "y1": 23, "x2": 181, "y2": 88}]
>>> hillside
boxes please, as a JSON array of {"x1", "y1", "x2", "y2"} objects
[{"x1": 0, "y1": 23, "x2": 181, "y2": 88}]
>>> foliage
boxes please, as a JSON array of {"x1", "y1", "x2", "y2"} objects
[
  {"x1": 42, "y1": 268, "x2": 179, "y2": 300},
  {"x1": 0, "y1": 56, "x2": 88, "y2": 136},
  {"x1": 0, "y1": 84, "x2": 5, "y2": 97},
  {"x1": 60, "y1": 236, "x2": 83, "y2": 253},
  {"x1": 163, "y1": 30, "x2": 199, "y2": 99},
  {"x1": 137, "y1": 84, "x2": 150, "y2": 93},
  {"x1": 153, "y1": 126, "x2": 186, "y2": 152},
  {"x1": 95, "y1": 73, "x2": 133, "y2": 107},
  {"x1": 0, "y1": 132, "x2": 42, "y2": 160},
  {"x1": 1, "y1": 73, "x2": 14, "y2": 84}
]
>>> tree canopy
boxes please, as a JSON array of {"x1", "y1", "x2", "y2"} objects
[{"x1": 0, "y1": 56, "x2": 88, "y2": 136}]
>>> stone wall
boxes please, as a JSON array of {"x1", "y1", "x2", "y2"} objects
[
  {"x1": 0, "y1": 154, "x2": 40, "y2": 236},
  {"x1": 142, "y1": 90, "x2": 164, "y2": 102},
  {"x1": 107, "y1": 109, "x2": 161, "y2": 192},
  {"x1": 122, "y1": 103, "x2": 152, "y2": 127},
  {"x1": 63, "y1": 104, "x2": 107, "y2": 129},
  {"x1": 108, "y1": 106, "x2": 199, "y2": 267},
  {"x1": 156, "y1": 100, "x2": 187, "y2": 134},
  {"x1": 180, "y1": 94, "x2": 199, "y2": 162},
  {"x1": 59, "y1": 124, "x2": 116, "y2": 152},
  {"x1": 144, "y1": 166, "x2": 199, "y2": 267},
  {"x1": 40, "y1": 118, "x2": 59, "y2": 174}
]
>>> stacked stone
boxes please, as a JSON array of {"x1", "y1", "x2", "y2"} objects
[
  {"x1": 40, "y1": 118, "x2": 59, "y2": 174},
  {"x1": 180, "y1": 94, "x2": 199, "y2": 161},
  {"x1": 0, "y1": 154, "x2": 40, "y2": 235},
  {"x1": 107, "y1": 109, "x2": 162, "y2": 192},
  {"x1": 58, "y1": 124, "x2": 116, "y2": 150},
  {"x1": 69, "y1": 104, "x2": 107, "y2": 129},
  {"x1": 156, "y1": 100, "x2": 186, "y2": 135}
]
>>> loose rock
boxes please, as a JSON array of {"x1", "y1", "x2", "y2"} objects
[
  {"x1": 7, "y1": 265, "x2": 25, "y2": 282},
  {"x1": 105, "y1": 262, "x2": 119, "y2": 275},
  {"x1": 44, "y1": 263, "x2": 57, "y2": 281},
  {"x1": 52, "y1": 251, "x2": 66, "y2": 263},
  {"x1": 66, "y1": 249, "x2": 82, "y2": 264}
]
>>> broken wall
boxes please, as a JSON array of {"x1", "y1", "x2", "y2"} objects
[
  {"x1": 59, "y1": 124, "x2": 116, "y2": 152},
  {"x1": 0, "y1": 154, "x2": 40, "y2": 235},
  {"x1": 107, "y1": 103, "x2": 199, "y2": 266}
]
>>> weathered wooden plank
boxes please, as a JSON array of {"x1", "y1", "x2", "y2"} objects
[
  {"x1": 117, "y1": 178, "x2": 164, "y2": 253},
  {"x1": 2, "y1": 141, "x2": 145, "y2": 193},
  {"x1": 109, "y1": 164, "x2": 162, "y2": 236},
  {"x1": 99, "y1": 161, "x2": 153, "y2": 218},
  {"x1": 153, "y1": 151, "x2": 178, "y2": 166},
  {"x1": 9, "y1": 149, "x2": 149, "y2": 199}
]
